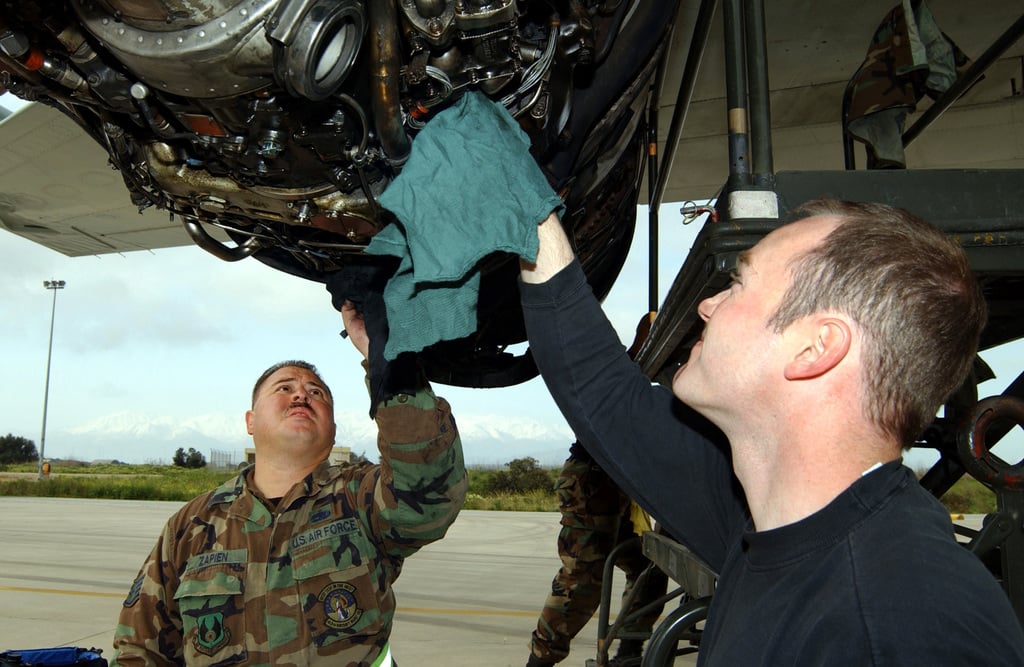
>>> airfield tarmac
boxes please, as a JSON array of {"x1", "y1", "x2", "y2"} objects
[{"x1": 0, "y1": 497, "x2": 684, "y2": 666}]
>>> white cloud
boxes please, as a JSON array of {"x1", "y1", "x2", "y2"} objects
[{"x1": 43, "y1": 407, "x2": 573, "y2": 467}]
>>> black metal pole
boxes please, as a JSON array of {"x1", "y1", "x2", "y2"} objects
[
  {"x1": 647, "y1": 71, "x2": 662, "y2": 315},
  {"x1": 744, "y1": 0, "x2": 774, "y2": 187},
  {"x1": 722, "y1": 0, "x2": 750, "y2": 190},
  {"x1": 650, "y1": 0, "x2": 720, "y2": 211},
  {"x1": 841, "y1": 81, "x2": 857, "y2": 170}
]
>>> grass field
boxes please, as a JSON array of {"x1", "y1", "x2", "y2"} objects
[
  {"x1": 0, "y1": 462, "x2": 561, "y2": 511},
  {"x1": 0, "y1": 461, "x2": 997, "y2": 515}
]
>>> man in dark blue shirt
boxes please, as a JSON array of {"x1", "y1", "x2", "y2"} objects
[{"x1": 518, "y1": 198, "x2": 1024, "y2": 664}]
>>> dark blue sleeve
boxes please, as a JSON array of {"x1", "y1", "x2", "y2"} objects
[{"x1": 520, "y1": 259, "x2": 746, "y2": 570}]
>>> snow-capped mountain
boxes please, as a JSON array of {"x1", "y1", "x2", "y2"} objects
[{"x1": 44, "y1": 410, "x2": 572, "y2": 467}]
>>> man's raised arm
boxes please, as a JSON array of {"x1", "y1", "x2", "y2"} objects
[{"x1": 520, "y1": 212, "x2": 576, "y2": 284}]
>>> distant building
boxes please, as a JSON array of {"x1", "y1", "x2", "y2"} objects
[{"x1": 243, "y1": 446, "x2": 351, "y2": 467}]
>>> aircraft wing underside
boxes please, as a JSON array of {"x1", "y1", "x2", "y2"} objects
[{"x1": 0, "y1": 100, "x2": 218, "y2": 256}]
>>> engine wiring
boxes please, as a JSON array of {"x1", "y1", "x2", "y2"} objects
[{"x1": 500, "y1": 18, "x2": 559, "y2": 113}]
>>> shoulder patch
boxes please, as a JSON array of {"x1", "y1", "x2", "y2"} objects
[{"x1": 123, "y1": 573, "x2": 144, "y2": 607}]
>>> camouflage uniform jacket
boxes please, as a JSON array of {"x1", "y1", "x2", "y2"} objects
[{"x1": 112, "y1": 386, "x2": 467, "y2": 666}]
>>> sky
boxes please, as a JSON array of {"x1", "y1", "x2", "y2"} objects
[
  {"x1": 1, "y1": 92, "x2": 1021, "y2": 473},
  {"x1": 0, "y1": 192, "x2": 695, "y2": 468}
]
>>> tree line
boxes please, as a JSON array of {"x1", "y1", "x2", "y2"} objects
[
  {"x1": 2, "y1": 433, "x2": 554, "y2": 489},
  {"x1": 0, "y1": 434, "x2": 208, "y2": 469},
  {"x1": 0, "y1": 434, "x2": 37, "y2": 465}
]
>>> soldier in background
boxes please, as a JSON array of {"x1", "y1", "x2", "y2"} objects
[
  {"x1": 526, "y1": 442, "x2": 669, "y2": 667},
  {"x1": 527, "y1": 316, "x2": 669, "y2": 667},
  {"x1": 845, "y1": 1, "x2": 971, "y2": 169},
  {"x1": 112, "y1": 300, "x2": 467, "y2": 666}
]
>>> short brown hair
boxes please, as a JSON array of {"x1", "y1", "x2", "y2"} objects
[
  {"x1": 768, "y1": 198, "x2": 987, "y2": 446},
  {"x1": 251, "y1": 360, "x2": 332, "y2": 407}
]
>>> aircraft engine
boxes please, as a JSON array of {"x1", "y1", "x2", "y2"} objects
[{"x1": 0, "y1": 0, "x2": 682, "y2": 386}]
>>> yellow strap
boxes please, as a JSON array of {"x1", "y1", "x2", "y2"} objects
[{"x1": 630, "y1": 501, "x2": 653, "y2": 536}]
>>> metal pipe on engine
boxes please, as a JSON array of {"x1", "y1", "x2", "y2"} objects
[
  {"x1": 183, "y1": 218, "x2": 267, "y2": 262},
  {"x1": 367, "y1": 0, "x2": 411, "y2": 167},
  {"x1": 0, "y1": 30, "x2": 89, "y2": 94}
]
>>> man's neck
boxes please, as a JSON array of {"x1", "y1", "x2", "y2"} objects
[
  {"x1": 729, "y1": 423, "x2": 898, "y2": 531},
  {"x1": 251, "y1": 456, "x2": 324, "y2": 500}
]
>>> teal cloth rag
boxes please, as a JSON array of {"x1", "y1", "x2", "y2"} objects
[{"x1": 367, "y1": 90, "x2": 564, "y2": 359}]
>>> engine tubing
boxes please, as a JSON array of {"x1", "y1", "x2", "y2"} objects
[{"x1": 367, "y1": 0, "x2": 411, "y2": 165}]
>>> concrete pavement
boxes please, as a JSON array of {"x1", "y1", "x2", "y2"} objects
[{"x1": 0, "y1": 497, "x2": 645, "y2": 666}]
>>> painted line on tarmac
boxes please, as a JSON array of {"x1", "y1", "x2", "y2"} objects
[
  {"x1": 0, "y1": 586, "x2": 604, "y2": 620},
  {"x1": 399, "y1": 607, "x2": 619, "y2": 620},
  {"x1": 400, "y1": 607, "x2": 540, "y2": 618},
  {"x1": 0, "y1": 584, "x2": 122, "y2": 598}
]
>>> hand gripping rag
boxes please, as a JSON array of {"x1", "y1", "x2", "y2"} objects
[{"x1": 367, "y1": 90, "x2": 564, "y2": 359}]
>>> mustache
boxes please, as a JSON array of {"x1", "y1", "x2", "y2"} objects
[{"x1": 288, "y1": 401, "x2": 312, "y2": 410}]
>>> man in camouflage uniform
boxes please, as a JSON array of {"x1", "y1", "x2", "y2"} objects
[
  {"x1": 112, "y1": 300, "x2": 467, "y2": 666},
  {"x1": 526, "y1": 443, "x2": 669, "y2": 667},
  {"x1": 527, "y1": 315, "x2": 668, "y2": 667},
  {"x1": 845, "y1": 0, "x2": 971, "y2": 168}
]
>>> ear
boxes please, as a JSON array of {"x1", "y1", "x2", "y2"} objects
[
  {"x1": 784, "y1": 317, "x2": 851, "y2": 380},
  {"x1": 245, "y1": 409, "x2": 255, "y2": 436}
]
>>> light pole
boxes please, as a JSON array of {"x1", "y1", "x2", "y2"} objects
[{"x1": 39, "y1": 279, "x2": 66, "y2": 480}]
